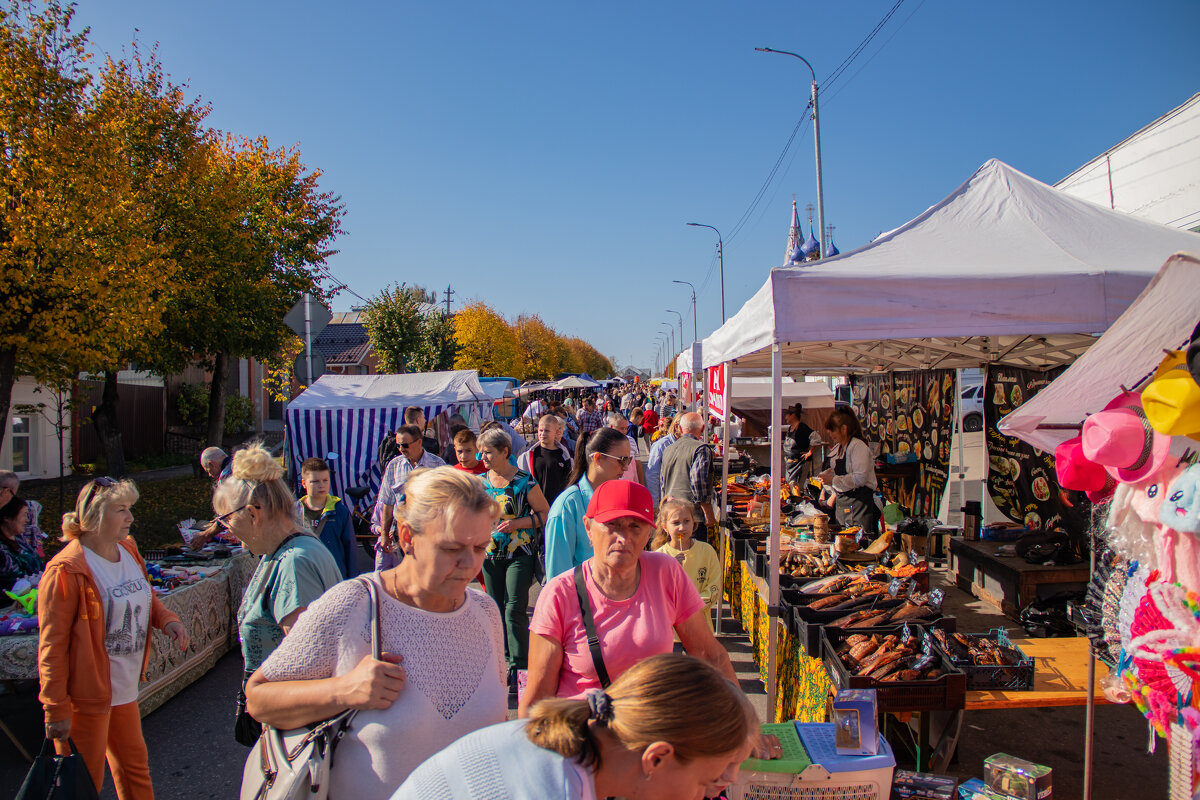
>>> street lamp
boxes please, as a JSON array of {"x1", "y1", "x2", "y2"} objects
[
  {"x1": 756, "y1": 47, "x2": 826, "y2": 258},
  {"x1": 660, "y1": 323, "x2": 675, "y2": 364},
  {"x1": 686, "y1": 223, "x2": 725, "y2": 322},
  {"x1": 666, "y1": 309, "x2": 684, "y2": 352},
  {"x1": 672, "y1": 280, "x2": 698, "y2": 344}
]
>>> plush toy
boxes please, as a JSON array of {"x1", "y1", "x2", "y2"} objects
[
  {"x1": 1159, "y1": 463, "x2": 1200, "y2": 534},
  {"x1": 4, "y1": 588, "x2": 37, "y2": 615}
]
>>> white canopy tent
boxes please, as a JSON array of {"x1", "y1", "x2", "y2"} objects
[
  {"x1": 690, "y1": 159, "x2": 1200, "y2": 724},
  {"x1": 286, "y1": 370, "x2": 492, "y2": 508},
  {"x1": 548, "y1": 375, "x2": 600, "y2": 390}
]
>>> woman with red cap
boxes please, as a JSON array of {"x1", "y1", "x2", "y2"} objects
[{"x1": 518, "y1": 480, "x2": 736, "y2": 717}]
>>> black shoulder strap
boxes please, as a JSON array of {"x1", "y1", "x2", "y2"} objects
[{"x1": 573, "y1": 563, "x2": 610, "y2": 688}]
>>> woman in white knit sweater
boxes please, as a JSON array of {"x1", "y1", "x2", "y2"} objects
[{"x1": 244, "y1": 467, "x2": 507, "y2": 799}]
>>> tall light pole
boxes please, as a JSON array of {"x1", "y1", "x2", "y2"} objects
[
  {"x1": 686, "y1": 223, "x2": 725, "y2": 322},
  {"x1": 672, "y1": 280, "x2": 698, "y2": 344},
  {"x1": 666, "y1": 309, "x2": 684, "y2": 352},
  {"x1": 660, "y1": 323, "x2": 675, "y2": 365},
  {"x1": 756, "y1": 47, "x2": 825, "y2": 258}
]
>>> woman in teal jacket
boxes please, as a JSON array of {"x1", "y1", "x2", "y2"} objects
[{"x1": 543, "y1": 429, "x2": 628, "y2": 579}]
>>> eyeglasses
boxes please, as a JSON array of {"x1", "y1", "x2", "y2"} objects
[
  {"x1": 598, "y1": 452, "x2": 633, "y2": 469},
  {"x1": 399, "y1": 441, "x2": 413, "y2": 450},
  {"x1": 213, "y1": 504, "x2": 247, "y2": 531}
]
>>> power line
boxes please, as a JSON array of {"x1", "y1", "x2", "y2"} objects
[
  {"x1": 823, "y1": 0, "x2": 930, "y2": 107},
  {"x1": 726, "y1": 114, "x2": 811, "y2": 247},
  {"x1": 822, "y1": 0, "x2": 908, "y2": 93}
]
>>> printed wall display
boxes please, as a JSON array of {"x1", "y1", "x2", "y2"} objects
[
  {"x1": 985, "y1": 366, "x2": 1090, "y2": 534},
  {"x1": 852, "y1": 370, "x2": 956, "y2": 517}
]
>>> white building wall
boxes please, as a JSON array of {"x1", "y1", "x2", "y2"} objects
[
  {"x1": 1, "y1": 377, "x2": 72, "y2": 479},
  {"x1": 1056, "y1": 92, "x2": 1200, "y2": 231}
]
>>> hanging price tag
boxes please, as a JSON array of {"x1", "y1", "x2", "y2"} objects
[
  {"x1": 888, "y1": 577, "x2": 904, "y2": 598},
  {"x1": 908, "y1": 548, "x2": 921, "y2": 564},
  {"x1": 928, "y1": 588, "x2": 944, "y2": 609}
]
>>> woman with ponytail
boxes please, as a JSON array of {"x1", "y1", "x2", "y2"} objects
[
  {"x1": 393, "y1": 653, "x2": 757, "y2": 800},
  {"x1": 38, "y1": 477, "x2": 190, "y2": 798},
  {"x1": 543, "y1": 428, "x2": 631, "y2": 579}
]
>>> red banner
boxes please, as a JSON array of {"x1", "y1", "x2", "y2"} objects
[{"x1": 707, "y1": 363, "x2": 726, "y2": 419}]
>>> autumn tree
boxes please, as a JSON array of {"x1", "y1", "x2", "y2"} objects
[
  {"x1": 453, "y1": 301, "x2": 521, "y2": 377},
  {"x1": 0, "y1": 1, "x2": 175, "y2": 460},
  {"x1": 513, "y1": 314, "x2": 563, "y2": 381},
  {"x1": 85, "y1": 45, "x2": 211, "y2": 473},
  {"x1": 362, "y1": 283, "x2": 455, "y2": 373}
]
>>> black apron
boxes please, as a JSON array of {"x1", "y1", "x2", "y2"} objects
[
  {"x1": 832, "y1": 445, "x2": 879, "y2": 533},
  {"x1": 784, "y1": 423, "x2": 814, "y2": 487}
]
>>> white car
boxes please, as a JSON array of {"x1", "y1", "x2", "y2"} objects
[{"x1": 960, "y1": 384, "x2": 984, "y2": 431}]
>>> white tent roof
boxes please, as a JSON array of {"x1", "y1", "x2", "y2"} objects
[
  {"x1": 288, "y1": 370, "x2": 490, "y2": 410},
  {"x1": 728, "y1": 378, "x2": 834, "y2": 412},
  {"x1": 699, "y1": 159, "x2": 1200, "y2": 374},
  {"x1": 1000, "y1": 252, "x2": 1200, "y2": 453},
  {"x1": 479, "y1": 381, "x2": 511, "y2": 401},
  {"x1": 549, "y1": 375, "x2": 600, "y2": 390}
]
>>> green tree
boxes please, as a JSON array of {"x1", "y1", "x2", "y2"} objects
[
  {"x1": 362, "y1": 284, "x2": 425, "y2": 373},
  {"x1": 410, "y1": 310, "x2": 457, "y2": 373}
]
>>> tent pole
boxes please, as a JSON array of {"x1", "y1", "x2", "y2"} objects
[
  {"x1": 956, "y1": 369, "x2": 965, "y2": 526},
  {"x1": 768, "y1": 345, "x2": 783, "y2": 722},
  {"x1": 717, "y1": 362, "x2": 732, "y2": 636},
  {"x1": 1083, "y1": 529, "x2": 1097, "y2": 799}
]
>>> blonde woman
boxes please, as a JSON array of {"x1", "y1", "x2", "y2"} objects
[
  {"x1": 394, "y1": 653, "x2": 757, "y2": 800},
  {"x1": 245, "y1": 466, "x2": 508, "y2": 799},
  {"x1": 211, "y1": 443, "x2": 342, "y2": 745},
  {"x1": 38, "y1": 477, "x2": 190, "y2": 799}
]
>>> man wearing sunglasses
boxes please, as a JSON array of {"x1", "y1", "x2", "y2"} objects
[
  {"x1": 372, "y1": 424, "x2": 445, "y2": 570},
  {"x1": 659, "y1": 412, "x2": 716, "y2": 543}
]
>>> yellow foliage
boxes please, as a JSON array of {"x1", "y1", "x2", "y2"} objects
[{"x1": 453, "y1": 301, "x2": 522, "y2": 377}]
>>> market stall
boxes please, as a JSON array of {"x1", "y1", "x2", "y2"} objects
[
  {"x1": 285, "y1": 370, "x2": 493, "y2": 508},
  {"x1": 0, "y1": 549, "x2": 255, "y2": 716}
]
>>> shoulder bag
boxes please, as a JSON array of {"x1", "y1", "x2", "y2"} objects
[
  {"x1": 15, "y1": 738, "x2": 98, "y2": 800},
  {"x1": 240, "y1": 577, "x2": 382, "y2": 800},
  {"x1": 573, "y1": 564, "x2": 611, "y2": 688}
]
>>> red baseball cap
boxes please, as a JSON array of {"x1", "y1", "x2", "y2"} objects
[{"x1": 586, "y1": 480, "x2": 655, "y2": 526}]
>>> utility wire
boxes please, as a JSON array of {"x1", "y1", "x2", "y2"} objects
[
  {"x1": 726, "y1": 113, "x2": 811, "y2": 247},
  {"x1": 822, "y1": 0, "x2": 908, "y2": 93},
  {"x1": 823, "y1": 0, "x2": 930, "y2": 107}
]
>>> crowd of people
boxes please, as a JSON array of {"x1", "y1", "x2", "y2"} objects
[{"x1": 24, "y1": 383, "x2": 887, "y2": 798}]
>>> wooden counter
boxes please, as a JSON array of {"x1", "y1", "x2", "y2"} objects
[
  {"x1": 965, "y1": 636, "x2": 1109, "y2": 710},
  {"x1": 949, "y1": 538, "x2": 1089, "y2": 619}
]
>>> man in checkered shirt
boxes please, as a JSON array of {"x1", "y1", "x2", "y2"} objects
[{"x1": 575, "y1": 395, "x2": 605, "y2": 434}]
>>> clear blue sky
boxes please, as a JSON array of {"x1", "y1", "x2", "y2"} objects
[{"x1": 78, "y1": 1, "x2": 1200, "y2": 373}]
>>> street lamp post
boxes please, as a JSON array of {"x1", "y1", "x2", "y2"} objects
[
  {"x1": 756, "y1": 47, "x2": 825, "y2": 258},
  {"x1": 660, "y1": 323, "x2": 675, "y2": 368},
  {"x1": 672, "y1": 280, "x2": 698, "y2": 344},
  {"x1": 666, "y1": 309, "x2": 684, "y2": 353},
  {"x1": 686, "y1": 223, "x2": 725, "y2": 322}
]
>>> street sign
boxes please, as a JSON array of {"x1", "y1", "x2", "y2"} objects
[
  {"x1": 294, "y1": 353, "x2": 326, "y2": 386},
  {"x1": 284, "y1": 296, "x2": 332, "y2": 339}
]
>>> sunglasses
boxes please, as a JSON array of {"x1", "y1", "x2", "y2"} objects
[
  {"x1": 213, "y1": 504, "x2": 248, "y2": 531},
  {"x1": 598, "y1": 452, "x2": 633, "y2": 469},
  {"x1": 399, "y1": 441, "x2": 414, "y2": 450},
  {"x1": 81, "y1": 476, "x2": 118, "y2": 512}
]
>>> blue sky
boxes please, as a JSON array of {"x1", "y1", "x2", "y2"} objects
[{"x1": 78, "y1": 1, "x2": 1200, "y2": 373}]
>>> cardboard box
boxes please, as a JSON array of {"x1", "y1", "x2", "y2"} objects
[
  {"x1": 983, "y1": 753, "x2": 1052, "y2": 800},
  {"x1": 891, "y1": 769, "x2": 957, "y2": 800},
  {"x1": 831, "y1": 688, "x2": 878, "y2": 756}
]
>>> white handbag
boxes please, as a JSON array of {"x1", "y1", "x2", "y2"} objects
[{"x1": 240, "y1": 578, "x2": 381, "y2": 800}]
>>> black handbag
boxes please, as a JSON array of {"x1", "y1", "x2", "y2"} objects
[
  {"x1": 16, "y1": 738, "x2": 100, "y2": 800},
  {"x1": 234, "y1": 678, "x2": 263, "y2": 747}
]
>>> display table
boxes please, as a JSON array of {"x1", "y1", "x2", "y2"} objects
[
  {"x1": 0, "y1": 552, "x2": 256, "y2": 717},
  {"x1": 965, "y1": 636, "x2": 1109, "y2": 710},
  {"x1": 949, "y1": 539, "x2": 1089, "y2": 619}
]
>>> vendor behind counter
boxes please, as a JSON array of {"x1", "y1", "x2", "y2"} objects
[{"x1": 817, "y1": 407, "x2": 880, "y2": 534}]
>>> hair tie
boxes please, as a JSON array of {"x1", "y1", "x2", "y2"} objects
[{"x1": 585, "y1": 688, "x2": 613, "y2": 723}]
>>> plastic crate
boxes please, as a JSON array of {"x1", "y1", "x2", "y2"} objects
[
  {"x1": 783, "y1": 590, "x2": 906, "y2": 652},
  {"x1": 728, "y1": 723, "x2": 895, "y2": 800},
  {"x1": 941, "y1": 628, "x2": 1034, "y2": 691},
  {"x1": 821, "y1": 625, "x2": 966, "y2": 713}
]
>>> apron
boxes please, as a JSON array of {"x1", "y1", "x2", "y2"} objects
[
  {"x1": 784, "y1": 424, "x2": 814, "y2": 487},
  {"x1": 832, "y1": 446, "x2": 879, "y2": 533}
]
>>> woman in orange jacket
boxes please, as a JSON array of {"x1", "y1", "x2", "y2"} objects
[{"x1": 37, "y1": 477, "x2": 190, "y2": 799}]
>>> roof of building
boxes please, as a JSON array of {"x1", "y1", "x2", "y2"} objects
[{"x1": 312, "y1": 322, "x2": 371, "y2": 365}]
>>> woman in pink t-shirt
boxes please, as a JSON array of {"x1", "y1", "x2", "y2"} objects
[{"x1": 519, "y1": 480, "x2": 736, "y2": 716}]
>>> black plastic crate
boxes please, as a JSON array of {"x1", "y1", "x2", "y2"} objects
[
  {"x1": 821, "y1": 624, "x2": 966, "y2": 712},
  {"x1": 784, "y1": 589, "x2": 906, "y2": 656},
  {"x1": 939, "y1": 628, "x2": 1034, "y2": 691}
]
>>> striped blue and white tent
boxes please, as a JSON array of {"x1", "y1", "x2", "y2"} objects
[{"x1": 286, "y1": 370, "x2": 492, "y2": 509}]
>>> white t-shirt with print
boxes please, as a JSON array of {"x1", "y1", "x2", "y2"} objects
[{"x1": 83, "y1": 546, "x2": 151, "y2": 705}]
